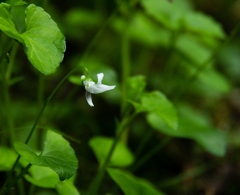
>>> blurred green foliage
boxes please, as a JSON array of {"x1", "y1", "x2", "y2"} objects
[{"x1": 1, "y1": 0, "x2": 240, "y2": 194}]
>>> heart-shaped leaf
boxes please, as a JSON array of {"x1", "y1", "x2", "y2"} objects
[
  {"x1": 0, "y1": 3, "x2": 65, "y2": 75},
  {"x1": 14, "y1": 130, "x2": 78, "y2": 181},
  {"x1": 89, "y1": 136, "x2": 134, "y2": 167}
]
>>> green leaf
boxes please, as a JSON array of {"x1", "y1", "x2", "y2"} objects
[
  {"x1": 107, "y1": 168, "x2": 166, "y2": 195},
  {"x1": 141, "y1": 0, "x2": 225, "y2": 39},
  {"x1": 6, "y1": 0, "x2": 27, "y2": 6},
  {"x1": 191, "y1": 68, "x2": 231, "y2": 98},
  {"x1": 21, "y1": 4, "x2": 66, "y2": 74},
  {"x1": 131, "y1": 91, "x2": 178, "y2": 131},
  {"x1": 25, "y1": 165, "x2": 79, "y2": 194},
  {"x1": 112, "y1": 13, "x2": 171, "y2": 47},
  {"x1": 0, "y1": 3, "x2": 22, "y2": 40},
  {"x1": 0, "y1": 146, "x2": 17, "y2": 171},
  {"x1": 13, "y1": 141, "x2": 40, "y2": 164},
  {"x1": 56, "y1": 180, "x2": 80, "y2": 195},
  {"x1": 218, "y1": 43, "x2": 240, "y2": 82},
  {"x1": 141, "y1": 0, "x2": 192, "y2": 30},
  {"x1": 0, "y1": 3, "x2": 65, "y2": 75},
  {"x1": 24, "y1": 166, "x2": 59, "y2": 188},
  {"x1": 175, "y1": 35, "x2": 213, "y2": 65},
  {"x1": 14, "y1": 130, "x2": 78, "y2": 181},
  {"x1": 183, "y1": 12, "x2": 225, "y2": 39},
  {"x1": 147, "y1": 106, "x2": 226, "y2": 156},
  {"x1": 127, "y1": 75, "x2": 146, "y2": 102},
  {"x1": 89, "y1": 136, "x2": 134, "y2": 167},
  {"x1": 179, "y1": 60, "x2": 231, "y2": 98}
]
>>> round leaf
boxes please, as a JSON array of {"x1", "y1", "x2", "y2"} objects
[
  {"x1": 14, "y1": 130, "x2": 78, "y2": 181},
  {"x1": 0, "y1": 3, "x2": 66, "y2": 75},
  {"x1": 21, "y1": 4, "x2": 66, "y2": 75},
  {"x1": 89, "y1": 136, "x2": 134, "y2": 167}
]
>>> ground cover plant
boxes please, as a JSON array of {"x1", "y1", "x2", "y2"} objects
[{"x1": 1, "y1": 0, "x2": 240, "y2": 194}]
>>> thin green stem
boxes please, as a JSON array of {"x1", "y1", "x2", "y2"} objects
[
  {"x1": 0, "y1": 42, "x2": 16, "y2": 145},
  {"x1": 6, "y1": 42, "x2": 19, "y2": 81},
  {"x1": 87, "y1": 114, "x2": 136, "y2": 195},
  {"x1": 0, "y1": 40, "x2": 14, "y2": 65},
  {"x1": 37, "y1": 74, "x2": 45, "y2": 148},
  {"x1": 0, "y1": 66, "x2": 87, "y2": 195},
  {"x1": 1, "y1": 164, "x2": 32, "y2": 195},
  {"x1": 2, "y1": 71, "x2": 15, "y2": 143},
  {"x1": 16, "y1": 172, "x2": 25, "y2": 195},
  {"x1": 37, "y1": 73, "x2": 45, "y2": 107},
  {"x1": 26, "y1": 66, "x2": 87, "y2": 145},
  {"x1": 0, "y1": 40, "x2": 15, "y2": 144},
  {"x1": 1, "y1": 5, "x2": 118, "y2": 192},
  {"x1": 121, "y1": 23, "x2": 131, "y2": 116}
]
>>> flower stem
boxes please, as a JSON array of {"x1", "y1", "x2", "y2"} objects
[
  {"x1": 6, "y1": 42, "x2": 19, "y2": 81},
  {"x1": 121, "y1": 22, "x2": 131, "y2": 116},
  {"x1": 1, "y1": 164, "x2": 32, "y2": 195},
  {"x1": 1, "y1": 62, "x2": 15, "y2": 144},
  {"x1": 0, "y1": 40, "x2": 14, "y2": 65},
  {"x1": 87, "y1": 114, "x2": 136, "y2": 195},
  {"x1": 0, "y1": 65, "x2": 86, "y2": 195},
  {"x1": 0, "y1": 40, "x2": 15, "y2": 145}
]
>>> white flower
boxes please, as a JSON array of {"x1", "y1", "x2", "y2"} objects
[{"x1": 81, "y1": 73, "x2": 116, "y2": 107}]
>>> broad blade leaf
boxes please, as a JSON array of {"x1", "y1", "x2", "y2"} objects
[
  {"x1": 0, "y1": 3, "x2": 65, "y2": 75},
  {"x1": 131, "y1": 91, "x2": 178, "y2": 131},
  {"x1": 21, "y1": 4, "x2": 66, "y2": 74},
  {"x1": 89, "y1": 136, "x2": 134, "y2": 167},
  {"x1": 141, "y1": 0, "x2": 191, "y2": 30},
  {"x1": 183, "y1": 12, "x2": 225, "y2": 39},
  {"x1": 175, "y1": 35, "x2": 213, "y2": 65},
  {"x1": 108, "y1": 168, "x2": 165, "y2": 195},
  {"x1": 147, "y1": 106, "x2": 226, "y2": 156},
  {"x1": 14, "y1": 130, "x2": 78, "y2": 181},
  {"x1": 24, "y1": 166, "x2": 59, "y2": 188},
  {"x1": 56, "y1": 180, "x2": 80, "y2": 195}
]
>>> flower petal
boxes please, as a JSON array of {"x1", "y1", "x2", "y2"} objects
[
  {"x1": 85, "y1": 91, "x2": 94, "y2": 107},
  {"x1": 97, "y1": 73, "x2": 104, "y2": 84},
  {"x1": 87, "y1": 84, "x2": 116, "y2": 94}
]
